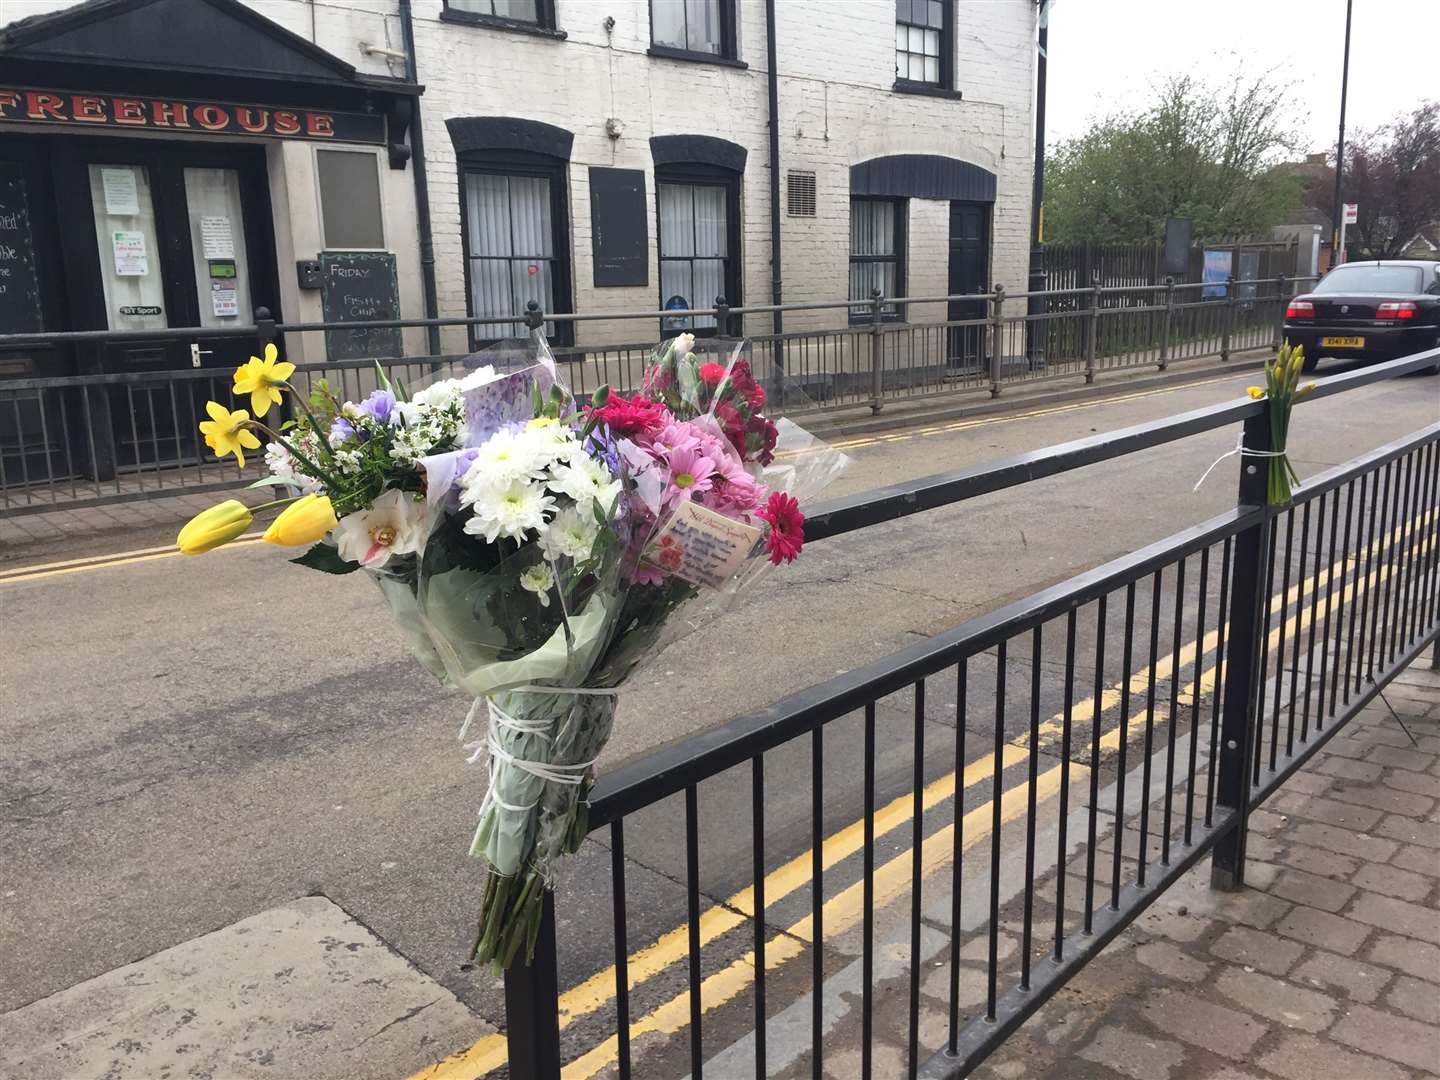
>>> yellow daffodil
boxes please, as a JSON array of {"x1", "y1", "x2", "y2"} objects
[
  {"x1": 263, "y1": 493, "x2": 338, "y2": 547},
  {"x1": 1246, "y1": 386, "x2": 1266, "y2": 400},
  {"x1": 198, "y1": 401, "x2": 261, "y2": 468},
  {"x1": 177, "y1": 500, "x2": 253, "y2": 555},
  {"x1": 232, "y1": 342, "x2": 296, "y2": 418}
]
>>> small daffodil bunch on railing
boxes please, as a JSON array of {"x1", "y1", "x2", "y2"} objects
[{"x1": 1247, "y1": 342, "x2": 1317, "y2": 507}]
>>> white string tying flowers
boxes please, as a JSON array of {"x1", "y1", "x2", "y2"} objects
[{"x1": 1192, "y1": 431, "x2": 1291, "y2": 493}]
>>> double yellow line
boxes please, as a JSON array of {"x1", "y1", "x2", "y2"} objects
[
  {"x1": 0, "y1": 534, "x2": 266, "y2": 585},
  {"x1": 413, "y1": 506, "x2": 1432, "y2": 1080}
]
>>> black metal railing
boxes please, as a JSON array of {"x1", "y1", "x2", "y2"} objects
[
  {"x1": 497, "y1": 347, "x2": 1440, "y2": 1079},
  {"x1": 0, "y1": 278, "x2": 1312, "y2": 516}
]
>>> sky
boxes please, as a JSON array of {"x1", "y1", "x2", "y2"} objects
[{"x1": 1043, "y1": 0, "x2": 1438, "y2": 156}]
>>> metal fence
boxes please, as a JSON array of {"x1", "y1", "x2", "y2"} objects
[
  {"x1": 500, "y1": 347, "x2": 1440, "y2": 1078},
  {"x1": 0, "y1": 277, "x2": 1312, "y2": 516}
]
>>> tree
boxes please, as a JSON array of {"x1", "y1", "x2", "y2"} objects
[
  {"x1": 1305, "y1": 102, "x2": 1440, "y2": 259},
  {"x1": 1045, "y1": 73, "x2": 1305, "y2": 245}
]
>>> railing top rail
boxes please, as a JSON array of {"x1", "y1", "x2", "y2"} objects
[
  {"x1": 586, "y1": 410, "x2": 1440, "y2": 826},
  {"x1": 0, "y1": 276, "x2": 1327, "y2": 350},
  {"x1": 807, "y1": 347, "x2": 1437, "y2": 542}
]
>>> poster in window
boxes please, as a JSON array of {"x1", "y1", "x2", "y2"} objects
[
  {"x1": 112, "y1": 231, "x2": 149, "y2": 276},
  {"x1": 101, "y1": 167, "x2": 140, "y2": 215}
]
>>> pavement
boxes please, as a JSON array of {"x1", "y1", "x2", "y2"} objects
[
  {"x1": 953, "y1": 657, "x2": 1440, "y2": 1080},
  {"x1": 0, "y1": 352, "x2": 1436, "y2": 1079}
]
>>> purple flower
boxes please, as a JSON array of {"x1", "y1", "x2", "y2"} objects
[
  {"x1": 329, "y1": 416, "x2": 356, "y2": 447},
  {"x1": 358, "y1": 388, "x2": 397, "y2": 425}
]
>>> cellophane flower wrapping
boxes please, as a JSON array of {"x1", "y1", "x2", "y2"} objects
[{"x1": 339, "y1": 333, "x2": 848, "y2": 970}]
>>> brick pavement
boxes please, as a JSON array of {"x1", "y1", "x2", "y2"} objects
[{"x1": 968, "y1": 654, "x2": 1440, "y2": 1080}]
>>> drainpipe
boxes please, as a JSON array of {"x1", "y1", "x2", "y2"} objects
[
  {"x1": 765, "y1": 0, "x2": 783, "y2": 341},
  {"x1": 1025, "y1": 0, "x2": 1048, "y2": 366},
  {"x1": 399, "y1": 0, "x2": 442, "y2": 356}
]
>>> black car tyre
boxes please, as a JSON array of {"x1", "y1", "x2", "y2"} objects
[{"x1": 1301, "y1": 350, "x2": 1319, "y2": 373}]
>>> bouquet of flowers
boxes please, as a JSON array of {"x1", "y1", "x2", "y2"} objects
[
  {"x1": 177, "y1": 333, "x2": 847, "y2": 970},
  {"x1": 1247, "y1": 342, "x2": 1316, "y2": 506}
]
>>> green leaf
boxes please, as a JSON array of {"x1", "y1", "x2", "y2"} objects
[
  {"x1": 246, "y1": 476, "x2": 286, "y2": 490},
  {"x1": 289, "y1": 542, "x2": 360, "y2": 575}
]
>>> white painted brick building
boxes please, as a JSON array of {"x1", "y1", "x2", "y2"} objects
[{"x1": 2, "y1": 0, "x2": 1037, "y2": 362}]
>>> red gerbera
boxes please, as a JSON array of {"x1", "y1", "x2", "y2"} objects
[
  {"x1": 757, "y1": 490, "x2": 804, "y2": 565},
  {"x1": 699, "y1": 362, "x2": 727, "y2": 386},
  {"x1": 586, "y1": 393, "x2": 668, "y2": 438}
]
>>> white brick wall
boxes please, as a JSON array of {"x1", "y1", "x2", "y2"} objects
[{"x1": 6, "y1": 0, "x2": 1036, "y2": 346}]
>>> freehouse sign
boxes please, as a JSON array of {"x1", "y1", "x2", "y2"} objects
[{"x1": 0, "y1": 88, "x2": 385, "y2": 143}]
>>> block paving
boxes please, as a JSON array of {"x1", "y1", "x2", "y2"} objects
[
  {"x1": 819, "y1": 654, "x2": 1440, "y2": 1079},
  {"x1": 971, "y1": 655, "x2": 1440, "y2": 1079}
]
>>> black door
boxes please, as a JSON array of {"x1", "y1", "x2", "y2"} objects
[
  {"x1": 947, "y1": 201, "x2": 990, "y2": 370},
  {"x1": 56, "y1": 139, "x2": 278, "y2": 471},
  {"x1": 0, "y1": 137, "x2": 73, "y2": 487}
]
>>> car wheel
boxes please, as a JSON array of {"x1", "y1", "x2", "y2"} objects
[{"x1": 1301, "y1": 350, "x2": 1319, "y2": 373}]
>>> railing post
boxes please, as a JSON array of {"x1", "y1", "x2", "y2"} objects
[
  {"x1": 1211, "y1": 409, "x2": 1273, "y2": 890},
  {"x1": 503, "y1": 891, "x2": 563, "y2": 1080},
  {"x1": 1273, "y1": 274, "x2": 1288, "y2": 352},
  {"x1": 524, "y1": 300, "x2": 546, "y2": 335},
  {"x1": 254, "y1": 306, "x2": 278, "y2": 355},
  {"x1": 1084, "y1": 270, "x2": 1100, "y2": 384},
  {"x1": 714, "y1": 294, "x2": 731, "y2": 337},
  {"x1": 1220, "y1": 276, "x2": 1235, "y2": 362},
  {"x1": 1157, "y1": 277, "x2": 1174, "y2": 371},
  {"x1": 988, "y1": 284, "x2": 1006, "y2": 398},
  {"x1": 869, "y1": 288, "x2": 884, "y2": 415}
]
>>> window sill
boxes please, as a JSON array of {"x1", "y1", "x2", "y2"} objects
[
  {"x1": 439, "y1": 9, "x2": 567, "y2": 39},
  {"x1": 892, "y1": 80, "x2": 963, "y2": 101},
  {"x1": 647, "y1": 45, "x2": 748, "y2": 70}
]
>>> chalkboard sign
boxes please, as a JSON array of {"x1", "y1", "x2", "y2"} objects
[
  {"x1": 319, "y1": 251, "x2": 403, "y2": 361},
  {"x1": 0, "y1": 161, "x2": 44, "y2": 333},
  {"x1": 589, "y1": 167, "x2": 648, "y2": 288}
]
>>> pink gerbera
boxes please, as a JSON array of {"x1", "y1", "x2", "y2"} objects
[
  {"x1": 664, "y1": 445, "x2": 715, "y2": 503},
  {"x1": 757, "y1": 490, "x2": 804, "y2": 565}
]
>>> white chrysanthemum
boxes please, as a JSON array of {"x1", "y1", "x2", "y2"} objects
[
  {"x1": 548, "y1": 455, "x2": 621, "y2": 511},
  {"x1": 411, "y1": 377, "x2": 463, "y2": 410},
  {"x1": 519, "y1": 562, "x2": 555, "y2": 606},
  {"x1": 539, "y1": 504, "x2": 599, "y2": 561},
  {"x1": 463, "y1": 479, "x2": 555, "y2": 544},
  {"x1": 462, "y1": 428, "x2": 550, "y2": 492}
]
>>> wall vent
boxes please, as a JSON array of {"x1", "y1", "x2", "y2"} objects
[{"x1": 787, "y1": 170, "x2": 817, "y2": 217}]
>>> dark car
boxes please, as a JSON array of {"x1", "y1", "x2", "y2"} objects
[{"x1": 1283, "y1": 260, "x2": 1440, "y2": 371}]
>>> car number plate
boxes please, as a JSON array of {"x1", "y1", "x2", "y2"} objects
[{"x1": 1322, "y1": 336, "x2": 1365, "y2": 348}]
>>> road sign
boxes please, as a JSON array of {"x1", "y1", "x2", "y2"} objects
[{"x1": 1343, "y1": 203, "x2": 1358, "y2": 224}]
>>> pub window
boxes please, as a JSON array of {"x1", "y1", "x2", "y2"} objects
[
  {"x1": 463, "y1": 163, "x2": 571, "y2": 342},
  {"x1": 443, "y1": 0, "x2": 558, "y2": 31},
  {"x1": 895, "y1": 0, "x2": 953, "y2": 90},
  {"x1": 849, "y1": 197, "x2": 906, "y2": 322},
  {"x1": 657, "y1": 170, "x2": 740, "y2": 333},
  {"x1": 317, "y1": 149, "x2": 384, "y2": 249},
  {"x1": 650, "y1": 0, "x2": 738, "y2": 61}
]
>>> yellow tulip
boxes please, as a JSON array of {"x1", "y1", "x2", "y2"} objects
[
  {"x1": 263, "y1": 494, "x2": 338, "y2": 547},
  {"x1": 198, "y1": 401, "x2": 262, "y2": 468},
  {"x1": 232, "y1": 342, "x2": 297, "y2": 418},
  {"x1": 177, "y1": 500, "x2": 253, "y2": 555},
  {"x1": 1246, "y1": 386, "x2": 1266, "y2": 400}
]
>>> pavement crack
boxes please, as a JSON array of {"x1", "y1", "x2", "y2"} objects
[{"x1": 349, "y1": 998, "x2": 438, "y2": 1049}]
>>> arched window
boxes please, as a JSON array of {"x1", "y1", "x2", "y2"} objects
[
  {"x1": 651, "y1": 135, "x2": 745, "y2": 334},
  {"x1": 448, "y1": 117, "x2": 574, "y2": 344}
]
